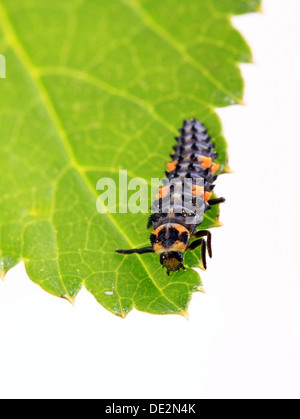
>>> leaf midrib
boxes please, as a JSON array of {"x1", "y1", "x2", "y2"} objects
[{"x1": 0, "y1": 2, "x2": 183, "y2": 313}]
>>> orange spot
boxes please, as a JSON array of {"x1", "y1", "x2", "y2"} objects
[
  {"x1": 192, "y1": 185, "x2": 204, "y2": 197},
  {"x1": 199, "y1": 156, "x2": 212, "y2": 169},
  {"x1": 210, "y1": 163, "x2": 220, "y2": 173},
  {"x1": 167, "y1": 160, "x2": 177, "y2": 172},
  {"x1": 152, "y1": 225, "x2": 164, "y2": 236},
  {"x1": 171, "y1": 240, "x2": 188, "y2": 252},
  {"x1": 153, "y1": 242, "x2": 164, "y2": 254},
  {"x1": 204, "y1": 191, "x2": 213, "y2": 201},
  {"x1": 156, "y1": 186, "x2": 169, "y2": 199},
  {"x1": 173, "y1": 224, "x2": 189, "y2": 236}
]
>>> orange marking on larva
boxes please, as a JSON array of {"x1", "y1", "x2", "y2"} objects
[
  {"x1": 152, "y1": 225, "x2": 164, "y2": 236},
  {"x1": 167, "y1": 160, "x2": 177, "y2": 172},
  {"x1": 192, "y1": 185, "x2": 204, "y2": 197},
  {"x1": 153, "y1": 242, "x2": 164, "y2": 254},
  {"x1": 204, "y1": 191, "x2": 213, "y2": 201},
  {"x1": 170, "y1": 241, "x2": 188, "y2": 252},
  {"x1": 156, "y1": 186, "x2": 169, "y2": 199},
  {"x1": 210, "y1": 163, "x2": 220, "y2": 174},
  {"x1": 199, "y1": 156, "x2": 212, "y2": 169},
  {"x1": 173, "y1": 224, "x2": 189, "y2": 236}
]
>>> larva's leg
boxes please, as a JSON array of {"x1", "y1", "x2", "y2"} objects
[
  {"x1": 188, "y1": 238, "x2": 203, "y2": 251},
  {"x1": 115, "y1": 247, "x2": 154, "y2": 255},
  {"x1": 187, "y1": 239, "x2": 204, "y2": 250},
  {"x1": 208, "y1": 197, "x2": 225, "y2": 206},
  {"x1": 201, "y1": 239, "x2": 207, "y2": 270},
  {"x1": 192, "y1": 230, "x2": 212, "y2": 258},
  {"x1": 188, "y1": 238, "x2": 207, "y2": 270}
]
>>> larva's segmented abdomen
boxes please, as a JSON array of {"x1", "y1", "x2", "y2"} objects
[
  {"x1": 167, "y1": 119, "x2": 220, "y2": 197},
  {"x1": 150, "y1": 119, "x2": 220, "y2": 233}
]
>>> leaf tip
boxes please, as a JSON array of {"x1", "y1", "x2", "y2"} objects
[
  {"x1": 0, "y1": 259, "x2": 7, "y2": 281},
  {"x1": 257, "y1": 4, "x2": 265, "y2": 14},
  {"x1": 179, "y1": 309, "x2": 190, "y2": 320},
  {"x1": 215, "y1": 220, "x2": 224, "y2": 228},
  {"x1": 61, "y1": 294, "x2": 76, "y2": 305},
  {"x1": 224, "y1": 164, "x2": 234, "y2": 174}
]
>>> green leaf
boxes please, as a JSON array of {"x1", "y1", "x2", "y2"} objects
[{"x1": 0, "y1": 0, "x2": 260, "y2": 317}]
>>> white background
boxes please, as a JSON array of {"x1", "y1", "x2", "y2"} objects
[{"x1": 0, "y1": 0, "x2": 299, "y2": 399}]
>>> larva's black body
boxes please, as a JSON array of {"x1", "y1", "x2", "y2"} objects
[{"x1": 116, "y1": 118, "x2": 225, "y2": 274}]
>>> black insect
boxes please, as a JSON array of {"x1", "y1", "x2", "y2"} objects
[{"x1": 116, "y1": 118, "x2": 225, "y2": 274}]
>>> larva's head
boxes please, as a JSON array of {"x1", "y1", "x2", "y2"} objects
[
  {"x1": 150, "y1": 223, "x2": 190, "y2": 274},
  {"x1": 159, "y1": 251, "x2": 186, "y2": 274}
]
